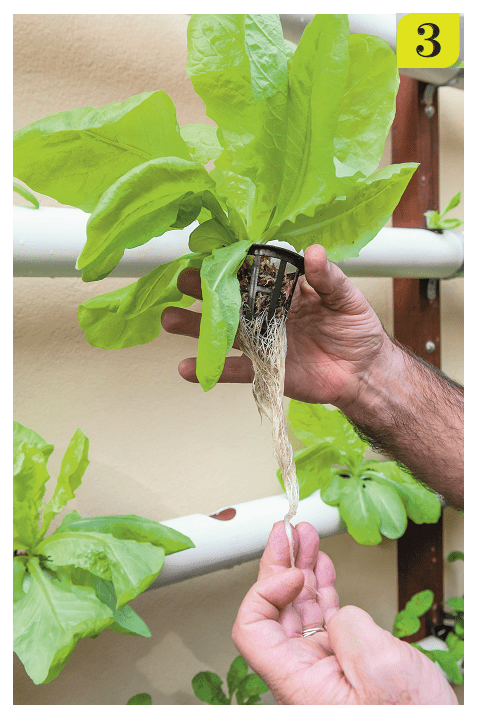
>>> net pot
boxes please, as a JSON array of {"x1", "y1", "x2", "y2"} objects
[{"x1": 238, "y1": 244, "x2": 305, "y2": 326}]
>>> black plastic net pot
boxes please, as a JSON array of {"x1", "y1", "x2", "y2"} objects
[{"x1": 237, "y1": 244, "x2": 305, "y2": 329}]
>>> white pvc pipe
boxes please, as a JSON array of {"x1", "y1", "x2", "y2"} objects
[
  {"x1": 13, "y1": 206, "x2": 192, "y2": 278},
  {"x1": 13, "y1": 206, "x2": 464, "y2": 279},
  {"x1": 335, "y1": 228, "x2": 464, "y2": 279},
  {"x1": 148, "y1": 490, "x2": 345, "y2": 589}
]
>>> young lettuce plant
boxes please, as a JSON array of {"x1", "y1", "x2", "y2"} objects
[
  {"x1": 278, "y1": 401, "x2": 442, "y2": 545},
  {"x1": 392, "y1": 553, "x2": 464, "y2": 687},
  {"x1": 192, "y1": 655, "x2": 269, "y2": 705},
  {"x1": 13, "y1": 421, "x2": 194, "y2": 685},
  {"x1": 13, "y1": 14, "x2": 418, "y2": 393},
  {"x1": 424, "y1": 192, "x2": 463, "y2": 230}
]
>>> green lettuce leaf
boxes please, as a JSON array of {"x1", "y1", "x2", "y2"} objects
[
  {"x1": 40, "y1": 429, "x2": 89, "y2": 535},
  {"x1": 77, "y1": 157, "x2": 215, "y2": 277},
  {"x1": 186, "y1": 14, "x2": 290, "y2": 236},
  {"x1": 53, "y1": 514, "x2": 195, "y2": 555},
  {"x1": 13, "y1": 422, "x2": 54, "y2": 550},
  {"x1": 55, "y1": 566, "x2": 151, "y2": 638},
  {"x1": 192, "y1": 671, "x2": 229, "y2": 705},
  {"x1": 405, "y1": 589, "x2": 435, "y2": 617},
  {"x1": 327, "y1": 475, "x2": 383, "y2": 545},
  {"x1": 127, "y1": 694, "x2": 153, "y2": 705},
  {"x1": 362, "y1": 462, "x2": 441, "y2": 524},
  {"x1": 180, "y1": 124, "x2": 222, "y2": 165},
  {"x1": 271, "y1": 163, "x2": 419, "y2": 260},
  {"x1": 37, "y1": 531, "x2": 165, "y2": 609},
  {"x1": 14, "y1": 557, "x2": 114, "y2": 684},
  {"x1": 236, "y1": 674, "x2": 269, "y2": 705},
  {"x1": 188, "y1": 218, "x2": 236, "y2": 253},
  {"x1": 271, "y1": 15, "x2": 350, "y2": 227},
  {"x1": 13, "y1": 556, "x2": 28, "y2": 602},
  {"x1": 361, "y1": 477, "x2": 407, "y2": 539},
  {"x1": 226, "y1": 655, "x2": 248, "y2": 698},
  {"x1": 288, "y1": 401, "x2": 368, "y2": 471},
  {"x1": 334, "y1": 33, "x2": 399, "y2": 176},
  {"x1": 78, "y1": 252, "x2": 205, "y2": 349},
  {"x1": 320, "y1": 471, "x2": 407, "y2": 544},
  {"x1": 13, "y1": 181, "x2": 39, "y2": 208},
  {"x1": 278, "y1": 443, "x2": 342, "y2": 500},
  {"x1": 13, "y1": 90, "x2": 190, "y2": 212},
  {"x1": 196, "y1": 240, "x2": 250, "y2": 391}
]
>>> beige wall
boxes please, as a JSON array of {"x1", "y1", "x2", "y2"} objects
[{"x1": 13, "y1": 15, "x2": 464, "y2": 705}]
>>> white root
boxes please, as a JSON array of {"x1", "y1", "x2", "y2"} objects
[{"x1": 236, "y1": 309, "x2": 299, "y2": 568}]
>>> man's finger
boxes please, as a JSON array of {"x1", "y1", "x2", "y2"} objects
[
  {"x1": 178, "y1": 355, "x2": 254, "y2": 384},
  {"x1": 161, "y1": 306, "x2": 202, "y2": 340},
  {"x1": 177, "y1": 267, "x2": 202, "y2": 299},
  {"x1": 314, "y1": 550, "x2": 340, "y2": 625},
  {"x1": 232, "y1": 567, "x2": 304, "y2": 657},
  {"x1": 304, "y1": 245, "x2": 361, "y2": 313},
  {"x1": 257, "y1": 521, "x2": 299, "y2": 581},
  {"x1": 162, "y1": 306, "x2": 244, "y2": 352}
]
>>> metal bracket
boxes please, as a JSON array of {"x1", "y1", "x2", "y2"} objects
[
  {"x1": 427, "y1": 278, "x2": 438, "y2": 301},
  {"x1": 422, "y1": 69, "x2": 464, "y2": 117},
  {"x1": 423, "y1": 83, "x2": 437, "y2": 117}
]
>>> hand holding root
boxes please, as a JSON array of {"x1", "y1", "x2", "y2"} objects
[{"x1": 232, "y1": 522, "x2": 458, "y2": 705}]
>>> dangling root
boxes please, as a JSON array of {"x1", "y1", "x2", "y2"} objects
[{"x1": 237, "y1": 309, "x2": 299, "y2": 568}]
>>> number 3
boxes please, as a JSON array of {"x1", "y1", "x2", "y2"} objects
[{"x1": 416, "y1": 23, "x2": 441, "y2": 58}]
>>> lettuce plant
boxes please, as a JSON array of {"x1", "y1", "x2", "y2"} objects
[
  {"x1": 278, "y1": 401, "x2": 441, "y2": 545},
  {"x1": 13, "y1": 421, "x2": 194, "y2": 684},
  {"x1": 392, "y1": 553, "x2": 464, "y2": 686},
  {"x1": 424, "y1": 191, "x2": 464, "y2": 230},
  {"x1": 192, "y1": 655, "x2": 269, "y2": 705},
  {"x1": 13, "y1": 14, "x2": 417, "y2": 391}
]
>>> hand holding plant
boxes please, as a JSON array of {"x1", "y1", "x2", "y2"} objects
[
  {"x1": 231, "y1": 521, "x2": 457, "y2": 705},
  {"x1": 164, "y1": 243, "x2": 390, "y2": 407}
]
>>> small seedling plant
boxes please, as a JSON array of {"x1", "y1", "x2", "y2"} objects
[
  {"x1": 278, "y1": 401, "x2": 442, "y2": 545},
  {"x1": 425, "y1": 192, "x2": 464, "y2": 230},
  {"x1": 192, "y1": 655, "x2": 269, "y2": 705},
  {"x1": 392, "y1": 552, "x2": 464, "y2": 685},
  {"x1": 13, "y1": 421, "x2": 194, "y2": 685}
]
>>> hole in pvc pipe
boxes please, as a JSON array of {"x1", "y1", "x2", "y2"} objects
[{"x1": 209, "y1": 508, "x2": 237, "y2": 521}]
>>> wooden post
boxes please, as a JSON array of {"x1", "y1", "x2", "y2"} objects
[{"x1": 391, "y1": 75, "x2": 444, "y2": 641}]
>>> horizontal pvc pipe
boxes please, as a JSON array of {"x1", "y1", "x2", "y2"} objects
[
  {"x1": 13, "y1": 206, "x2": 464, "y2": 279},
  {"x1": 148, "y1": 490, "x2": 345, "y2": 589},
  {"x1": 13, "y1": 206, "x2": 192, "y2": 278},
  {"x1": 335, "y1": 228, "x2": 464, "y2": 279}
]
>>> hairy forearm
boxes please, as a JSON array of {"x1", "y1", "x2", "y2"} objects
[{"x1": 337, "y1": 338, "x2": 464, "y2": 509}]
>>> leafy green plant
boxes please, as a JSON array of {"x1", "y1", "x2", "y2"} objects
[
  {"x1": 126, "y1": 693, "x2": 152, "y2": 705},
  {"x1": 278, "y1": 401, "x2": 441, "y2": 545},
  {"x1": 13, "y1": 421, "x2": 195, "y2": 685},
  {"x1": 13, "y1": 181, "x2": 39, "y2": 208},
  {"x1": 393, "y1": 589, "x2": 435, "y2": 638},
  {"x1": 192, "y1": 655, "x2": 269, "y2": 705},
  {"x1": 13, "y1": 14, "x2": 417, "y2": 392},
  {"x1": 424, "y1": 191, "x2": 463, "y2": 230},
  {"x1": 392, "y1": 553, "x2": 464, "y2": 685}
]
